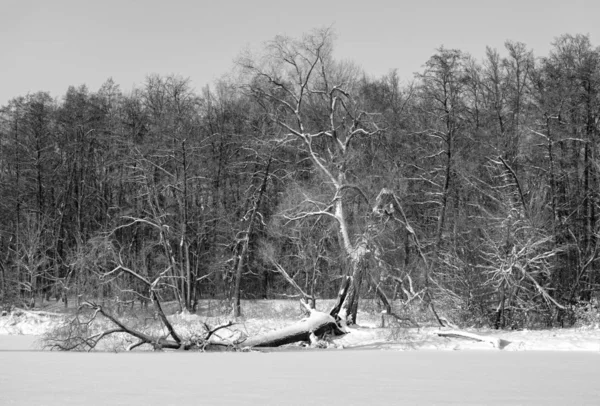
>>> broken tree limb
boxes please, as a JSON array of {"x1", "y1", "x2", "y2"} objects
[
  {"x1": 44, "y1": 301, "x2": 236, "y2": 352},
  {"x1": 436, "y1": 330, "x2": 502, "y2": 349},
  {"x1": 149, "y1": 291, "x2": 182, "y2": 344},
  {"x1": 369, "y1": 274, "x2": 419, "y2": 328},
  {"x1": 240, "y1": 307, "x2": 344, "y2": 348},
  {"x1": 373, "y1": 189, "x2": 446, "y2": 327},
  {"x1": 329, "y1": 276, "x2": 351, "y2": 319},
  {"x1": 272, "y1": 262, "x2": 315, "y2": 308}
]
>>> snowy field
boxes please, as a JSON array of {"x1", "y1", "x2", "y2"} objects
[
  {"x1": 4, "y1": 301, "x2": 600, "y2": 352},
  {"x1": 1, "y1": 342, "x2": 599, "y2": 405},
  {"x1": 2, "y1": 301, "x2": 600, "y2": 404}
]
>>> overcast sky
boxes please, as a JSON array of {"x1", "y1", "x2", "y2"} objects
[{"x1": 1, "y1": 0, "x2": 598, "y2": 105}]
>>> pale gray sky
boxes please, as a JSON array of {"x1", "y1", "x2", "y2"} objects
[{"x1": 1, "y1": 0, "x2": 598, "y2": 105}]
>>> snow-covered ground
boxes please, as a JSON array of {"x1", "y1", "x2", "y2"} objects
[
  {"x1": 2, "y1": 302, "x2": 600, "y2": 405},
  {"x1": 1, "y1": 349, "x2": 599, "y2": 405},
  {"x1": 332, "y1": 324, "x2": 600, "y2": 352},
  {"x1": 2, "y1": 301, "x2": 600, "y2": 352},
  {"x1": 0, "y1": 310, "x2": 60, "y2": 336}
]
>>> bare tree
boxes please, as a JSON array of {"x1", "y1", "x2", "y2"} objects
[{"x1": 238, "y1": 28, "x2": 382, "y2": 325}]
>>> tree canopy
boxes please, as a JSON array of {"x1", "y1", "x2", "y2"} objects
[{"x1": 2, "y1": 30, "x2": 600, "y2": 329}]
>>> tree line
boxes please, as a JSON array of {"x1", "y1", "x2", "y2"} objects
[{"x1": 1, "y1": 29, "x2": 599, "y2": 328}]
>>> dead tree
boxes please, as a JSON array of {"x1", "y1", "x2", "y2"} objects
[
  {"x1": 45, "y1": 295, "x2": 344, "y2": 351},
  {"x1": 44, "y1": 300, "x2": 234, "y2": 351}
]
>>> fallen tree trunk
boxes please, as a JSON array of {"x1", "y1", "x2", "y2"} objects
[
  {"x1": 45, "y1": 298, "x2": 347, "y2": 351},
  {"x1": 240, "y1": 305, "x2": 345, "y2": 348},
  {"x1": 436, "y1": 330, "x2": 502, "y2": 349}
]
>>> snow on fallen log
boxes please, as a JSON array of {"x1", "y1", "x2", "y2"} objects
[
  {"x1": 241, "y1": 309, "x2": 344, "y2": 348},
  {"x1": 436, "y1": 330, "x2": 502, "y2": 349}
]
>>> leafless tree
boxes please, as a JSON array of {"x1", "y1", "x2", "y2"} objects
[{"x1": 238, "y1": 28, "x2": 382, "y2": 326}]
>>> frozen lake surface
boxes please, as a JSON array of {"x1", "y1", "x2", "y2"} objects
[{"x1": 1, "y1": 335, "x2": 599, "y2": 405}]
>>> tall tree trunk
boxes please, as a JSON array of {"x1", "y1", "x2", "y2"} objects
[
  {"x1": 337, "y1": 256, "x2": 366, "y2": 325},
  {"x1": 233, "y1": 157, "x2": 271, "y2": 317},
  {"x1": 328, "y1": 174, "x2": 369, "y2": 325},
  {"x1": 0, "y1": 261, "x2": 5, "y2": 304},
  {"x1": 435, "y1": 139, "x2": 452, "y2": 249}
]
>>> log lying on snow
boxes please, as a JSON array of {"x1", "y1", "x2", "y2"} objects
[
  {"x1": 240, "y1": 309, "x2": 345, "y2": 348},
  {"x1": 436, "y1": 330, "x2": 502, "y2": 349}
]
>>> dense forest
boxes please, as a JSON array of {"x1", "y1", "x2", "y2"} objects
[{"x1": 1, "y1": 28, "x2": 599, "y2": 329}]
